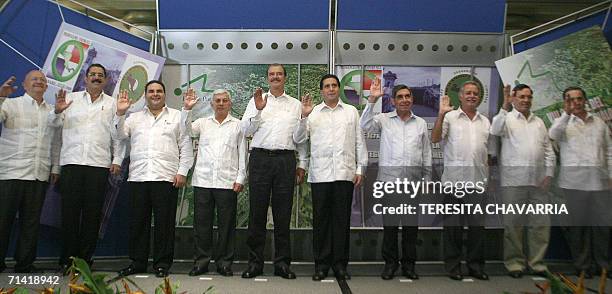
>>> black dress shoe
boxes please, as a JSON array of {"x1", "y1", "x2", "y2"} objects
[
  {"x1": 312, "y1": 271, "x2": 327, "y2": 281},
  {"x1": 274, "y1": 266, "x2": 296, "y2": 279},
  {"x1": 217, "y1": 266, "x2": 233, "y2": 277},
  {"x1": 508, "y1": 270, "x2": 523, "y2": 279},
  {"x1": 241, "y1": 266, "x2": 263, "y2": 279},
  {"x1": 381, "y1": 264, "x2": 398, "y2": 280},
  {"x1": 188, "y1": 266, "x2": 208, "y2": 276},
  {"x1": 531, "y1": 270, "x2": 547, "y2": 277},
  {"x1": 118, "y1": 265, "x2": 144, "y2": 277},
  {"x1": 469, "y1": 270, "x2": 489, "y2": 280},
  {"x1": 155, "y1": 267, "x2": 169, "y2": 278},
  {"x1": 335, "y1": 269, "x2": 351, "y2": 280},
  {"x1": 401, "y1": 269, "x2": 419, "y2": 280},
  {"x1": 449, "y1": 273, "x2": 463, "y2": 281}
]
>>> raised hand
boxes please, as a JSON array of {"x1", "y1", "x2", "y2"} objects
[
  {"x1": 301, "y1": 93, "x2": 313, "y2": 118},
  {"x1": 502, "y1": 84, "x2": 513, "y2": 111},
  {"x1": 54, "y1": 89, "x2": 72, "y2": 114},
  {"x1": 439, "y1": 95, "x2": 453, "y2": 115},
  {"x1": 183, "y1": 87, "x2": 198, "y2": 110},
  {"x1": 254, "y1": 88, "x2": 267, "y2": 110},
  {"x1": 0, "y1": 76, "x2": 17, "y2": 97},
  {"x1": 368, "y1": 77, "x2": 383, "y2": 103},
  {"x1": 116, "y1": 89, "x2": 131, "y2": 116}
]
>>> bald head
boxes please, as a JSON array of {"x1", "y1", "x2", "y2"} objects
[{"x1": 23, "y1": 70, "x2": 48, "y2": 100}]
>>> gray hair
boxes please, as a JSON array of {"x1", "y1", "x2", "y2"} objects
[
  {"x1": 212, "y1": 89, "x2": 231, "y2": 100},
  {"x1": 459, "y1": 81, "x2": 480, "y2": 95}
]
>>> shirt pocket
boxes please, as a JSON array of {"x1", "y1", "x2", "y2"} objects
[
  {"x1": 99, "y1": 104, "x2": 114, "y2": 123},
  {"x1": 70, "y1": 105, "x2": 89, "y2": 124},
  {"x1": 478, "y1": 127, "x2": 490, "y2": 144},
  {"x1": 161, "y1": 121, "x2": 180, "y2": 153},
  {"x1": 223, "y1": 132, "x2": 239, "y2": 150},
  {"x1": 447, "y1": 123, "x2": 464, "y2": 144}
]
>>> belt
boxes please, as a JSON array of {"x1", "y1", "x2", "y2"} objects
[{"x1": 251, "y1": 148, "x2": 294, "y2": 156}]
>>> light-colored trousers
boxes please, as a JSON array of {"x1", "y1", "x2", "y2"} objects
[{"x1": 502, "y1": 186, "x2": 550, "y2": 272}]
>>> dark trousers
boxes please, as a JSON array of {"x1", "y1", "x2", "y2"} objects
[
  {"x1": 566, "y1": 226, "x2": 610, "y2": 272},
  {"x1": 0, "y1": 180, "x2": 47, "y2": 271},
  {"x1": 128, "y1": 181, "x2": 178, "y2": 270},
  {"x1": 563, "y1": 189, "x2": 610, "y2": 272},
  {"x1": 59, "y1": 165, "x2": 109, "y2": 265},
  {"x1": 443, "y1": 193, "x2": 486, "y2": 274},
  {"x1": 193, "y1": 187, "x2": 237, "y2": 269},
  {"x1": 311, "y1": 181, "x2": 354, "y2": 273},
  {"x1": 382, "y1": 226, "x2": 418, "y2": 270},
  {"x1": 381, "y1": 190, "x2": 419, "y2": 269},
  {"x1": 246, "y1": 150, "x2": 296, "y2": 268}
]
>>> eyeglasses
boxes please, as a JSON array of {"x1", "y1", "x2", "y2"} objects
[{"x1": 87, "y1": 72, "x2": 105, "y2": 78}]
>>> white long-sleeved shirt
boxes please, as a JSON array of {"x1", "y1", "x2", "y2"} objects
[
  {"x1": 490, "y1": 109, "x2": 555, "y2": 187},
  {"x1": 188, "y1": 112, "x2": 247, "y2": 189},
  {"x1": 294, "y1": 100, "x2": 368, "y2": 183},
  {"x1": 440, "y1": 108, "x2": 491, "y2": 184},
  {"x1": 48, "y1": 91, "x2": 123, "y2": 169},
  {"x1": 0, "y1": 94, "x2": 60, "y2": 181},
  {"x1": 360, "y1": 102, "x2": 432, "y2": 181},
  {"x1": 114, "y1": 106, "x2": 194, "y2": 182},
  {"x1": 548, "y1": 112, "x2": 611, "y2": 191},
  {"x1": 240, "y1": 91, "x2": 307, "y2": 169}
]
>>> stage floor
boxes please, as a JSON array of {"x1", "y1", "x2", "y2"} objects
[{"x1": 0, "y1": 260, "x2": 608, "y2": 293}]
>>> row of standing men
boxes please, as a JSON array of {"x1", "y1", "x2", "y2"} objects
[{"x1": 0, "y1": 63, "x2": 610, "y2": 281}]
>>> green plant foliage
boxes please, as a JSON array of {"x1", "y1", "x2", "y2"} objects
[
  {"x1": 203, "y1": 285, "x2": 216, "y2": 294},
  {"x1": 545, "y1": 271, "x2": 573, "y2": 294},
  {"x1": 299, "y1": 64, "x2": 328, "y2": 104},
  {"x1": 71, "y1": 257, "x2": 114, "y2": 294},
  {"x1": 154, "y1": 280, "x2": 180, "y2": 294}
]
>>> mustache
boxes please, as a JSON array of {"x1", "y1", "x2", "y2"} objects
[{"x1": 92, "y1": 79, "x2": 103, "y2": 83}]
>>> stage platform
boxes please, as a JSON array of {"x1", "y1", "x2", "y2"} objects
[{"x1": 1, "y1": 260, "x2": 608, "y2": 293}]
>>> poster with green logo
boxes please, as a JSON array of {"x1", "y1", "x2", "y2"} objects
[
  {"x1": 495, "y1": 26, "x2": 612, "y2": 126},
  {"x1": 42, "y1": 23, "x2": 165, "y2": 108}
]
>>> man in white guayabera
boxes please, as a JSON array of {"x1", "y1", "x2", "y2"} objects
[
  {"x1": 361, "y1": 79, "x2": 431, "y2": 281},
  {"x1": 549, "y1": 86, "x2": 611, "y2": 279},
  {"x1": 431, "y1": 81, "x2": 492, "y2": 281},
  {"x1": 115, "y1": 80, "x2": 194, "y2": 278},
  {"x1": 240, "y1": 64, "x2": 307, "y2": 280},
  {"x1": 490, "y1": 84, "x2": 555, "y2": 279},
  {"x1": 0, "y1": 71, "x2": 60, "y2": 273},
  {"x1": 50, "y1": 64, "x2": 124, "y2": 273},
  {"x1": 294, "y1": 74, "x2": 368, "y2": 281},
  {"x1": 183, "y1": 88, "x2": 246, "y2": 277}
]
